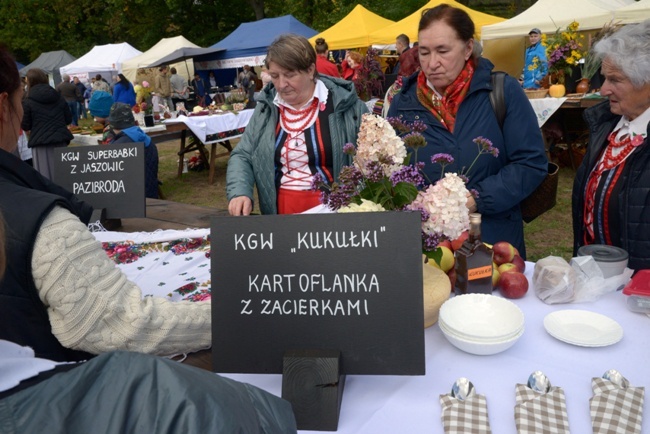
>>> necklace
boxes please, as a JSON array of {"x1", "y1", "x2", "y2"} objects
[
  {"x1": 602, "y1": 132, "x2": 636, "y2": 169},
  {"x1": 280, "y1": 99, "x2": 319, "y2": 134}
]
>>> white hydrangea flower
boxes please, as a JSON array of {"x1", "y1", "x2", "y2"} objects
[
  {"x1": 338, "y1": 199, "x2": 387, "y2": 213},
  {"x1": 410, "y1": 173, "x2": 470, "y2": 240},
  {"x1": 354, "y1": 113, "x2": 406, "y2": 177}
]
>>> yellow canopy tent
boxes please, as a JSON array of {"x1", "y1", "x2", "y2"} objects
[
  {"x1": 368, "y1": 0, "x2": 505, "y2": 46},
  {"x1": 308, "y1": 4, "x2": 395, "y2": 50}
]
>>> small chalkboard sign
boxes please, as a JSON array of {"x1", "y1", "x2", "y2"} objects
[
  {"x1": 52, "y1": 143, "x2": 145, "y2": 219},
  {"x1": 211, "y1": 212, "x2": 425, "y2": 375}
]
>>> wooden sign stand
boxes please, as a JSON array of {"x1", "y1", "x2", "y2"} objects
[{"x1": 281, "y1": 349, "x2": 345, "y2": 431}]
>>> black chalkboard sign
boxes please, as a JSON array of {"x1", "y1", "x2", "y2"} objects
[
  {"x1": 211, "y1": 212, "x2": 425, "y2": 375},
  {"x1": 52, "y1": 143, "x2": 145, "y2": 219}
]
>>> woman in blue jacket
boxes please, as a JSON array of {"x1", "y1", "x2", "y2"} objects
[
  {"x1": 387, "y1": 4, "x2": 547, "y2": 258},
  {"x1": 112, "y1": 73, "x2": 136, "y2": 107}
]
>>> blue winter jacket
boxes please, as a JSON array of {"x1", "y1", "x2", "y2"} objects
[
  {"x1": 387, "y1": 58, "x2": 548, "y2": 258},
  {"x1": 113, "y1": 81, "x2": 136, "y2": 107},
  {"x1": 522, "y1": 43, "x2": 548, "y2": 89}
]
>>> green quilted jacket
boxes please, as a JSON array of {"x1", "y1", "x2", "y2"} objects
[{"x1": 226, "y1": 75, "x2": 368, "y2": 214}]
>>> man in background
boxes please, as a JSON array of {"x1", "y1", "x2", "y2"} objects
[
  {"x1": 56, "y1": 74, "x2": 80, "y2": 126},
  {"x1": 395, "y1": 34, "x2": 419, "y2": 78},
  {"x1": 520, "y1": 28, "x2": 547, "y2": 89},
  {"x1": 170, "y1": 67, "x2": 189, "y2": 111},
  {"x1": 72, "y1": 77, "x2": 87, "y2": 120}
]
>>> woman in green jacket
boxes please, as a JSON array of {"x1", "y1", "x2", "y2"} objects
[{"x1": 227, "y1": 34, "x2": 368, "y2": 215}]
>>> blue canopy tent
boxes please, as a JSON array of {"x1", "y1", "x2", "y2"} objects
[{"x1": 194, "y1": 15, "x2": 317, "y2": 86}]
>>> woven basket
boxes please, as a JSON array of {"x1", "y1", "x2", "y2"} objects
[
  {"x1": 521, "y1": 162, "x2": 559, "y2": 223},
  {"x1": 524, "y1": 89, "x2": 549, "y2": 99}
]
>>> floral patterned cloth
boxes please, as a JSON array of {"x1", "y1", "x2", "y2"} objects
[{"x1": 93, "y1": 228, "x2": 211, "y2": 302}]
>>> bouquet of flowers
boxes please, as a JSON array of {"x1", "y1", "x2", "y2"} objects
[
  {"x1": 134, "y1": 80, "x2": 153, "y2": 104},
  {"x1": 542, "y1": 21, "x2": 584, "y2": 84},
  {"x1": 312, "y1": 113, "x2": 498, "y2": 265}
]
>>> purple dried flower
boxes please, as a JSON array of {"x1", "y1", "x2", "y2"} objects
[
  {"x1": 409, "y1": 120, "x2": 427, "y2": 134},
  {"x1": 469, "y1": 188, "x2": 479, "y2": 199},
  {"x1": 365, "y1": 161, "x2": 385, "y2": 183},
  {"x1": 390, "y1": 164, "x2": 425, "y2": 187},
  {"x1": 403, "y1": 132, "x2": 427, "y2": 149},
  {"x1": 339, "y1": 165, "x2": 363, "y2": 185},
  {"x1": 422, "y1": 232, "x2": 441, "y2": 252},
  {"x1": 311, "y1": 173, "x2": 325, "y2": 191},
  {"x1": 343, "y1": 143, "x2": 356, "y2": 155},
  {"x1": 431, "y1": 153, "x2": 454, "y2": 165},
  {"x1": 386, "y1": 116, "x2": 409, "y2": 133}
]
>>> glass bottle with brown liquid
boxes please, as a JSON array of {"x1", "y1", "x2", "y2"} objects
[{"x1": 454, "y1": 213, "x2": 494, "y2": 295}]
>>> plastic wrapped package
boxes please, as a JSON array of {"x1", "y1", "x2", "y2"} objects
[{"x1": 533, "y1": 256, "x2": 576, "y2": 304}]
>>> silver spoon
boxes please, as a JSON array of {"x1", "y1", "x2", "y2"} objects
[
  {"x1": 451, "y1": 377, "x2": 476, "y2": 401},
  {"x1": 528, "y1": 371, "x2": 551, "y2": 393},
  {"x1": 603, "y1": 369, "x2": 629, "y2": 388}
]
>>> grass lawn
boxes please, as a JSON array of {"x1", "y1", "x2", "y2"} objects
[{"x1": 155, "y1": 139, "x2": 575, "y2": 263}]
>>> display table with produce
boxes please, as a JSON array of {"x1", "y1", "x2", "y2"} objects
[{"x1": 95, "y1": 210, "x2": 647, "y2": 433}]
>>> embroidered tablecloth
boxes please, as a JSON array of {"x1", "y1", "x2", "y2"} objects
[
  {"x1": 528, "y1": 97, "x2": 567, "y2": 127},
  {"x1": 94, "y1": 228, "x2": 211, "y2": 302}
]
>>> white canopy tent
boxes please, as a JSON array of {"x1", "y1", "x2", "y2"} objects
[
  {"x1": 59, "y1": 43, "x2": 142, "y2": 84},
  {"x1": 121, "y1": 36, "x2": 201, "y2": 83},
  {"x1": 480, "y1": 0, "x2": 634, "y2": 76},
  {"x1": 614, "y1": 0, "x2": 650, "y2": 24}
]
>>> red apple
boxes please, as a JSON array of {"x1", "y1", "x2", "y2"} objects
[
  {"x1": 493, "y1": 241, "x2": 516, "y2": 265},
  {"x1": 451, "y1": 231, "x2": 469, "y2": 252},
  {"x1": 499, "y1": 271, "x2": 529, "y2": 299},
  {"x1": 438, "y1": 239, "x2": 452, "y2": 250},
  {"x1": 498, "y1": 263, "x2": 518, "y2": 274},
  {"x1": 447, "y1": 268, "x2": 457, "y2": 290},
  {"x1": 511, "y1": 255, "x2": 526, "y2": 273}
]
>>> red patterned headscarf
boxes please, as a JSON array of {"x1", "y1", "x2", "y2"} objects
[{"x1": 416, "y1": 59, "x2": 475, "y2": 132}]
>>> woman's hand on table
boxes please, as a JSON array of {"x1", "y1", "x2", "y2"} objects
[{"x1": 228, "y1": 196, "x2": 253, "y2": 216}]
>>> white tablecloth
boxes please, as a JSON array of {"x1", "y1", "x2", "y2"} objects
[
  {"x1": 164, "y1": 109, "x2": 254, "y2": 145},
  {"x1": 71, "y1": 124, "x2": 167, "y2": 147},
  {"x1": 220, "y1": 263, "x2": 649, "y2": 434},
  {"x1": 528, "y1": 97, "x2": 567, "y2": 127}
]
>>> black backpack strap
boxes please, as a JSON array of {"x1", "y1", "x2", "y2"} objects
[{"x1": 489, "y1": 71, "x2": 507, "y2": 131}]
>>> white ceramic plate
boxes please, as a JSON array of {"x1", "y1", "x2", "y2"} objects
[{"x1": 543, "y1": 310, "x2": 623, "y2": 347}]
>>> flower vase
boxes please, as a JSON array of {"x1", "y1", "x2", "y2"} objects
[
  {"x1": 422, "y1": 255, "x2": 451, "y2": 328},
  {"x1": 576, "y1": 78, "x2": 590, "y2": 94}
]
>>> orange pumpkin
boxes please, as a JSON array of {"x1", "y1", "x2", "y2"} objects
[{"x1": 549, "y1": 84, "x2": 566, "y2": 98}]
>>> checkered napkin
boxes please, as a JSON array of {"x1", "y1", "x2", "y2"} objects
[
  {"x1": 439, "y1": 393, "x2": 492, "y2": 434},
  {"x1": 590, "y1": 376, "x2": 645, "y2": 433},
  {"x1": 514, "y1": 383, "x2": 570, "y2": 434}
]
